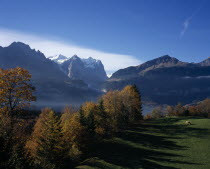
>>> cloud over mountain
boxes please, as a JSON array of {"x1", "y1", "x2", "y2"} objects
[{"x1": 0, "y1": 28, "x2": 141, "y2": 74}]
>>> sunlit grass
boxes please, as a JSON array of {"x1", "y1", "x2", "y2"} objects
[{"x1": 77, "y1": 117, "x2": 210, "y2": 169}]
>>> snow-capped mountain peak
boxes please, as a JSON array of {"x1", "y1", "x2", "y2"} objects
[
  {"x1": 49, "y1": 54, "x2": 103, "y2": 70},
  {"x1": 82, "y1": 57, "x2": 101, "y2": 69},
  {"x1": 48, "y1": 54, "x2": 68, "y2": 64},
  {"x1": 59, "y1": 55, "x2": 107, "y2": 88}
]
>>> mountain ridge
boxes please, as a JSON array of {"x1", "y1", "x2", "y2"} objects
[
  {"x1": 105, "y1": 55, "x2": 210, "y2": 106},
  {"x1": 0, "y1": 42, "x2": 100, "y2": 109},
  {"x1": 1, "y1": 42, "x2": 210, "y2": 108},
  {"x1": 111, "y1": 55, "x2": 209, "y2": 79}
]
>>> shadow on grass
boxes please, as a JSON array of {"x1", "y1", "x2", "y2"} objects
[
  {"x1": 81, "y1": 117, "x2": 207, "y2": 169},
  {"x1": 142, "y1": 117, "x2": 210, "y2": 138}
]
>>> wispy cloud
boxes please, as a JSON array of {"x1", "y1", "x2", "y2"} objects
[
  {"x1": 0, "y1": 28, "x2": 141, "y2": 74},
  {"x1": 180, "y1": 17, "x2": 192, "y2": 38},
  {"x1": 180, "y1": 1, "x2": 205, "y2": 38}
]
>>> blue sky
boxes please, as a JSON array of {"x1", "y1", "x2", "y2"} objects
[{"x1": 0, "y1": 0, "x2": 209, "y2": 73}]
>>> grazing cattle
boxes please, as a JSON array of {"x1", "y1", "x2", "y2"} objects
[{"x1": 185, "y1": 121, "x2": 192, "y2": 125}]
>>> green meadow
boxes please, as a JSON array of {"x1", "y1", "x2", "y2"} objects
[{"x1": 77, "y1": 117, "x2": 210, "y2": 169}]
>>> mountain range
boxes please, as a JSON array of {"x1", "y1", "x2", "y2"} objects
[
  {"x1": 50, "y1": 54, "x2": 107, "y2": 88},
  {"x1": 1, "y1": 42, "x2": 210, "y2": 111},
  {"x1": 105, "y1": 55, "x2": 210, "y2": 105},
  {"x1": 0, "y1": 42, "x2": 103, "y2": 110}
]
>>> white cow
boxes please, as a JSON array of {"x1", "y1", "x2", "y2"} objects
[{"x1": 185, "y1": 121, "x2": 192, "y2": 125}]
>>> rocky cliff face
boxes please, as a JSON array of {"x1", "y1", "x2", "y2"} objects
[{"x1": 60, "y1": 55, "x2": 108, "y2": 88}]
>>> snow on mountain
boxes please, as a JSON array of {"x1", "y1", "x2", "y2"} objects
[
  {"x1": 49, "y1": 54, "x2": 104, "y2": 70},
  {"x1": 82, "y1": 57, "x2": 102, "y2": 69},
  {"x1": 58, "y1": 55, "x2": 108, "y2": 88},
  {"x1": 49, "y1": 54, "x2": 68, "y2": 64},
  {"x1": 49, "y1": 54, "x2": 108, "y2": 88}
]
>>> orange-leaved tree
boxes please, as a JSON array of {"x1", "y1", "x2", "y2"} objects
[
  {"x1": 120, "y1": 85, "x2": 143, "y2": 122},
  {"x1": 0, "y1": 67, "x2": 36, "y2": 113},
  {"x1": 102, "y1": 90, "x2": 125, "y2": 132},
  {"x1": 26, "y1": 108, "x2": 64, "y2": 169}
]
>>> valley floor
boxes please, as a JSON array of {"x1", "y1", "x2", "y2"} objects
[{"x1": 76, "y1": 117, "x2": 210, "y2": 169}]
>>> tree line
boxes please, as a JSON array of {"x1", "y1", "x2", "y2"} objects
[
  {"x1": 0, "y1": 67, "x2": 143, "y2": 169},
  {"x1": 145, "y1": 99, "x2": 210, "y2": 119}
]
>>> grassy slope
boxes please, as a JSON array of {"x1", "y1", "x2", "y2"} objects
[{"x1": 76, "y1": 117, "x2": 210, "y2": 169}]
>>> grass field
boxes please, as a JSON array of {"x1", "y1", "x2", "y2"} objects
[{"x1": 76, "y1": 117, "x2": 210, "y2": 169}]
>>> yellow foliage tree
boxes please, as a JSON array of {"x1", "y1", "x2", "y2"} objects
[
  {"x1": 120, "y1": 85, "x2": 143, "y2": 122},
  {"x1": 102, "y1": 90, "x2": 124, "y2": 132},
  {"x1": 95, "y1": 99, "x2": 109, "y2": 136},
  {"x1": 61, "y1": 108, "x2": 88, "y2": 162},
  {"x1": 0, "y1": 67, "x2": 36, "y2": 113},
  {"x1": 102, "y1": 86, "x2": 143, "y2": 132},
  {"x1": 80, "y1": 102, "x2": 98, "y2": 136},
  {"x1": 26, "y1": 108, "x2": 63, "y2": 169}
]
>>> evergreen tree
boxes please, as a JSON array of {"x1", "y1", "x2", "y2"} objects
[
  {"x1": 96, "y1": 99, "x2": 109, "y2": 135},
  {"x1": 132, "y1": 85, "x2": 143, "y2": 117},
  {"x1": 86, "y1": 111, "x2": 96, "y2": 136},
  {"x1": 79, "y1": 106, "x2": 86, "y2": 126}
]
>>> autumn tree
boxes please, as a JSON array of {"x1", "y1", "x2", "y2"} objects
[
  {"x1": 60, "y1": 106, "x2": 76, "y2": 128},
  {"x1": 26, "y1": 108, "x2": 63, "y2": 169},
  {"x1": 79, "y1": 102, "x2": 98, "y2": 136},
  {"x1": 102, "y1": 85, "x2": 143, "y2": 132},
  {"x1": 61, "y1": 107, "x2": 88, "y2": 164},
  {"x1": 0, "y1": 67, "x2": 36, "y2": 113},
  {"x1": 0, "y1": 112, "x2": 32, "y2": 169},
  {"x1": 166, "y1": 105, "x2": 174, "y2": 116},
  {"x1": 188, "y1": 105, "x2": 198, "y2": 116},
  {"x1": 95, "y1": 99, "x2": 109, "y2": 136},
  {"x1": 196, "y1": 98, "x2": 210, "y2": 117},
  {"x1": 0, "y1": 113, "x2": 13, "y2": 168},
  {"x1": 78, "y1": 100, "x2": 109, "y2": 137},
  {"x1": 102, "y1": 90, "x2": 124, "y2": 132},
  {"x1": 151, "y1": 106, "x2": 164, "y2": 118},
  {"x1": 175, "y1": 103, "x2": 186, "y2": 116},
  {"x1": 120, "y1": 85, "x2": 143, "y2": 122}
]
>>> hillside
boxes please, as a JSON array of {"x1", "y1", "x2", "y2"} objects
[
  {"x1": 77, "y1": 117, "x2": 210, "y2": 169},
  {"x1": 104, "y1": 55, "x2": 210, "y2": 105}
]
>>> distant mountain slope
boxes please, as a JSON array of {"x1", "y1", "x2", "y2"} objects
[
  {"x1": 111, "y1": 55, "x2": 190, "y2": 79},
  {"x1": 104, "y1": 55, "x2": 210, "y2": 105},
  {"x1": 2, "y1": 42, "x2": 209, "y2": 108},
  {"x1": 50, "y1": 54, "x2": 108, "y2": 88},
  {"x1": 0, "y1": 42, "x2": 68, "y2": 82},
  {"x1": 0, "y1": 42, "x2": 100, "y2": 109},
  {"x1": 198, "y1": 57, "x2": 210, "y2": 66}
]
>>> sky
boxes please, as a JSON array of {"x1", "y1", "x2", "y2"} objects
[{"x1": 0, "y1": 0, "x2": 210, "y2": 74}]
